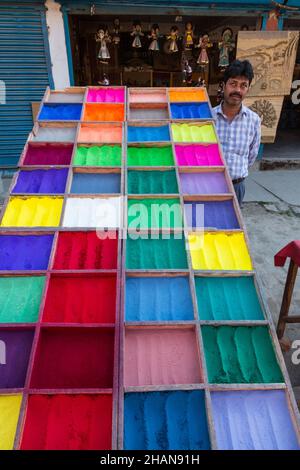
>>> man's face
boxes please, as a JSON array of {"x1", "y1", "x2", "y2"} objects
[{"x1": 223, "y1": 75, "x2": 250, "y2": 106}]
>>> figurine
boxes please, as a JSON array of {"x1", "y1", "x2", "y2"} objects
[
  {"x1": 196, "y1": 33, "x2": 212, "y2": 65},
  {"x1": 184, "y1": 21, "x2": 194, "y2": 50},
  {"x1": 98, "y1": 74, "x2": 110, "y2": 86},
  {"x1": 112, "y1": 18, "x2": 121, "y2": 45},
  {"x1": 218, "y1": 28, "x2": 234, "y2": 70},
  {"x1": 95, "y1": 27, "x2": 111, "y2": 64},
  {"x1": 165, "y1": 26, "x2": 179, "y2": 54},
  {"x1": 148, "y1": 24, "x2": 160, "y2": 51},
  {"x1": 131, "y1": 21, "x2": 144, "y2": 48},
  {"x1": 182, "y1": 60, "x2": 193, "y2": 85}
]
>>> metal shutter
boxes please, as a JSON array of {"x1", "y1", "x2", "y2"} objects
[{"x1": 0, "y1": 2, "x2": 53, "y2": 167}]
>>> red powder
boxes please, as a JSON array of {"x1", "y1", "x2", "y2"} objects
[
  {"x1": 23, "y1": 143, "x2": 73, "y2": 166},
  {"x1": 42, "y1": 274, "x2": 117, "y2": 323},
  {"x1": 20, "y1": 394, "x2": 112, "y2": 450},
  {"x1": 30, "y1": 327, "x2": 115, "y2": 389},
  {"x1": 53, "y1": 231, "x2": 118, "y2": 270}
]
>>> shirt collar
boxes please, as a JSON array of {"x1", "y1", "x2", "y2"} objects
[{"x1": 215, "y1": 101, "x2": 247, "y2": 119}]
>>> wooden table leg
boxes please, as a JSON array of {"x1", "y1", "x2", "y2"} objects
[{"x1": 277, "y1": 259, "x2": 298, "y2": 339}]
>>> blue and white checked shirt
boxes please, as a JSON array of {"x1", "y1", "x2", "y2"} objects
[{"x1": 213, "y1": 103, "x2": 261, "y2": 180}]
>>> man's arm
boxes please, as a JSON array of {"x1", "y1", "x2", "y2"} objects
[{"x1": 248, "y1": 116, "x2": 261, "y2": 167}]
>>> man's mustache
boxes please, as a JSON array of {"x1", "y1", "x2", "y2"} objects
[{"x1": 230, "y1": 93, "x2": 242, "y2": 98}]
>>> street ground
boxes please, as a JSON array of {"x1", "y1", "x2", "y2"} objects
[{"x1": 243, "y1": 169, "x2": 300, "y2": 404}]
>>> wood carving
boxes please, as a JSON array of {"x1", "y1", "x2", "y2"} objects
[{"x1": 244, "y1": 95, "x2": 284, "y2": 143}]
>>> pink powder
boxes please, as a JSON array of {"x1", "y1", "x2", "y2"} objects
[
  {"x1": 87, "y1": 88, "x2": 125, "y2": 103},
  {"x1": 175, "y1": 144, "x2": 223, "y2": 166},
  {"x1": 124, "y1": 328, "x2": 202, "y2": 386},
  {"x1": 130, "y1": 92, "x2": 167, "y2": 104}
]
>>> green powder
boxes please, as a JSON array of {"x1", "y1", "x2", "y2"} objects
[
  {"x1": 74, "y1": 145, "x2": 122, "y2": 166},
  {"x1": 201, "y1": 326, "x2": 283, "y2": 384},
  {"x1": 127, "y1": 146, "x2": 174, "y2": 166},
  {"x1": 126, "y1": 235, "x2": 188, "y2": 269},
  {"x1": 0, "y1": 276, "x2": 45, "y2": 323},
  {"x1": 128, "y1": 170, "x2": 178, "y2": 194},
  {"x1": 128, "y1": 198, "x2": 183, "y2": 229}
]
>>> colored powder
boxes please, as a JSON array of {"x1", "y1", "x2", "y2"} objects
[
  {"x1": 127, "y1": 146, "x2": 174, "y2": 166},
  {"x1": 47, "y1": 92, "x2": 84, "y2": 103},
  {"x1": 0, "y1": 329, "x2": 34, "y2": 388},
  {"x1": 124, "y1": 390, "x2": 210, "y2": 450},
  {"x1": 0, "y1": 276, "x2": 45, "y2": 323},
  {"x1": 78, "y1": 124, "x2": 122, "y2": 143},
  {"x1": 83, "y1": 104, "x2": 125, "y2": 122},
  {"x1": 184, "y1": 200, "x2": 240, "y2": 229},
  {"x1": 169, "y1": 89, "x2": 207, "y2": 102},
  {"x1": 127, "y1": 125, "x2": 170, "y2": 142},
  {"x1": 127, "y1": 198, "x2": 183, "y2": 229},
  {"x1": 126, "y1": 276, "x2": 194, "y2": 322},
  {"x1": 30, "y1": 127, "x2": 76, "y2": 143},
  {"x1": 125, "y1": 328, "x2": 202, "y2": 386},
  {"x1": 171, "y1": 103, "x2": 212, "y2": 120},
  {"x1": 71, "y1": 173, "x2": 121, "y2": 194},
  {"x1": 74, "y1": 145, "x2": 121, "y2": 166},
  {"x1": 12, "y1": 169, "x2": 68, "y2": 194},
  {"x1": 201, "y1": 326, "x2": 283, "y2": 384},
  {"x1": 23, "y1": 143, "x2": 73, "y2": 166},
  {"x1": 30, "y1": 327, "x2": 115, "y2": 388},
  {"x1": 171, "y1": 123, "x2": 217, "y2": 143},
  {"x1": 188, "y1": 232, "x2": 253, "y2": 271},
  {"x1": 0, "y1": 395, "x2": 22, "y2": 450},
  {"x1": 0, "y1": 234, "x2": 53, "y2": 270},
  {"x1": 39, "y1": 104, "x2": 82, "y2": 121},
  {"x1": 126, "y1": 235, "x2": 188, "y2": 270},
  {"x1": 211, "y1": 390, "x2": 299, "y2": 450},
  {"x1": 129, "y1": 91, "x2": 167, "y2": 103},
  {"x1": 1, "y1": 197, "x2": 63, "y2": 227},
  {"x1": 21, "y1": 394, "x2": 112, "y2": 450},
  {"x1": 128, "y1": 170, "x2": 178, "y2": 194},
  {"x1": 175, "y1": 144, "x2": 223, "y2": 166},
  {"x1": 195, "y1": 276, "x2": 264, "y2": 321},
  {"x1": 180, "y1": 172, "x2": 229, "y2": 194},
  {"x1": 63, "y1": 197, "x2": 121, "y2": 228},
  {"x1": 53, "y1": 231, "x2": 118, "y2": 270},
  {"x1": 42, "y1": 274, "x2": 116, "y2": 323},
  {"x1": 87, "y1": 87, "x2": 125, "y2": 103},
  {"x1": 129, "y1": 107, "x2": 169, "y2": 120}
]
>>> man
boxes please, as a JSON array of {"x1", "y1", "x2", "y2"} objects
[{"x1": 213, "y1": 59, "x2": 261, "y2": 205}]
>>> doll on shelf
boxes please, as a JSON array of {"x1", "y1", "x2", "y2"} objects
[
  {"x1": 184, "y1": 21, "x2": 194, "y2": 50},
  {"x1": 218, "y1": 28, "x2": 234, "y2": 70},
  {"x1": 95, "y1": 27, "x2": 111, "y2": 64},
  {"x1": 131, "y1": 21, "x2": 144, "y2": 48},
  {"x1": 196, "y1": 33, "x2": 212, "y2": 66},
  {"x1": 112, "y1": 18, "x2": 121, "y2": 45},
  {"x1": 148, "y1": 24, "x2": 160, "y2": 51},
  {"x1": 165, "y1": 26, "x2": 179, "y2": 54}
]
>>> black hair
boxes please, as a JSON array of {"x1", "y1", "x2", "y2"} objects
[
  {"x1": 171, "y1": 25, "x2": 178, "y2": 33},
  {"x1": 223, "y1": 59, "x2": 254, "y2": 85},
  {"x1": 152, "y1": 23, "x2": 159, "y2": 30}
]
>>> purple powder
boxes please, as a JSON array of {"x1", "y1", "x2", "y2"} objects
[
  {"x1": 180, "y1": 173, "x2": 229, "y2": 194},
  {"x1": 0, "y1": 235, "x2": 54, "y2": 270},
  {"x1": 0, "y1": 329, "x2": 34, "y2": 388},
  {"x1": 12, "y1": 169, "x2": 68, "y2": 194}
]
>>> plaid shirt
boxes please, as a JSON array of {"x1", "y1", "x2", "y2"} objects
[{"x1": 213, "y1": 102, "x2": 261, "y2": 180}]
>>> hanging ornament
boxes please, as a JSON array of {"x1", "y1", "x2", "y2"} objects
[
  {"x1": 148, "y1": 24, "x2": 160, "y2": 52},
  {"x1": 112, "y1": 18, "x2": 121, "y2": 45},
  {"x1": 95, "y1": 28, "x2": 111, "y2": 64},
  {"x1": 184, "y1": 22, "x2": 194, "y2": 50},
  {"x1": 196, "y1": 33, "x2": 212, "y2": 66},
  {"x1": 131, "y1": 21, "x2": 144, "y2": 48},
  {"x1": 165, "y1": 26, "x2": 179, "y2": 54},
  {"x1": 218, "y1": 28, "x2": 234, "y2": 71}
]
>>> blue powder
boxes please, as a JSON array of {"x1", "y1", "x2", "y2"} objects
[
  {"x1": 171, "y1": 103, "x2": 212, "y2": 120},
  {"x1": 70, "y1": 173, "x2": 121, "y2": 194},
  {"x1": 39, "y1": 104, "x2": 82, "y2": 121},
  {"x1": 127, "y1": 125, "x2": 170, "y2": 142},
  {"x1": 125, "y1": 276, "x2": 194, "y2": 322},
  {"x1": 0, "y1": 234, "x2": 54, "y2": 270},
  {"x1": 184, "y1": 200, "x2": 240, "y2": 230},
  {"x1": 124, "y1": 391, "x2": 210, "y2": 450},
  {"x1": 195, "y1": 276, "x2": 264, "y2": 321}
]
